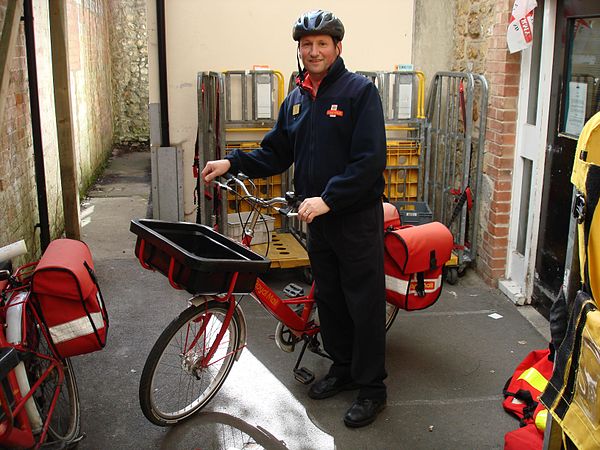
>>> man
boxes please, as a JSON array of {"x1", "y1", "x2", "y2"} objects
[{"x1": 202, "y1": 10, "x2": 387, "y2": 428}]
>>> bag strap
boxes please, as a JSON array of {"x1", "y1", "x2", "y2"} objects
[
  {"x1": 429, "y1": 250, "x2": 437, "y2": 270},
  {"x1": 416, "y1": 272, "x2": 425, "y2": 297},
  {"x1": 83, "y1": 261, "x2": 110, "y2": 337},
  {"x1": 503, "y1": 381, "x2": 539, "y2": 425}
]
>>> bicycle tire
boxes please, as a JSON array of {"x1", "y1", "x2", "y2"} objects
[
  {"x1": 24, "y1": 310, "x2": 81, "y2": 444},
  {"x1": 385, "y1": 301, "x2": 399, "y2": 330},
  {"x1": 140, "y1": 301, "x2": 242, "y2": 426}
]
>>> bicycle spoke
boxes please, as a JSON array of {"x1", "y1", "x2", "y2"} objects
[{"x1": 140, "y1": 302, "x2": 241, "y2": 424}]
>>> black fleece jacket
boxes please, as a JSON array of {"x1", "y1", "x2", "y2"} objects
[{"x1": 225, "y1": 57, "x2": 386, "y2": 215}]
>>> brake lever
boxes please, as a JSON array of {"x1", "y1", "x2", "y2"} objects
[
  {"x1": 215, "y1": 180, "x2": 235, "y2": 193},
  {"x1": 275, "y1": 205, "x2": 298, "y2": 217}
]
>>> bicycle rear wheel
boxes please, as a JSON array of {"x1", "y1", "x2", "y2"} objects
[
  {"x1": 139, "y1": 301, "x2": 242, "y2": 426},
  {"x1": 24, "y1": 309, "x2": 81, "y2": 444},
  {"x1": 385, "y1": 301, "x2": 399, "y2": 330}
]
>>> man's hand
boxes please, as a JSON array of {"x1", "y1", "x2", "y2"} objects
[
  {"x1": 298, "y1": 197, "x2": 330, "y2": 223},
  {"x1": 201, "y1": 159, "x2": 231, "y2": 182}
]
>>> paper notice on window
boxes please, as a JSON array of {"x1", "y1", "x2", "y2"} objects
[{"x1": 565, "y1": 81, "x2": 588, "y2": 136}]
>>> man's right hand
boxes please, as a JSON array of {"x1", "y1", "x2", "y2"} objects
[{"x1": 201, "y1": 159, "x2": 231, "y2": 182}]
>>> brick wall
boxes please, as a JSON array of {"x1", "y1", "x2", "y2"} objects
[
  {"x1": 478, "y1": 2, "x2": 520, "y2": 285},
  {"x1": 0, "y1": 15, "x2": 39, "y2": 261},
  {"x1": 0, "y1": 0, "x2": 114, "y2": 261},
  {"x1": 453, "y1": 0, "x2": 520, "y2": 286},
  {"x1": 69, "y1": 0, "x2": 114, "y2": 191}
]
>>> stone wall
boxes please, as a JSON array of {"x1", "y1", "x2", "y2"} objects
[
  {"x1": 108, "y1": 0, "x2": 149, "y2": 143},
  {"x1": 453, "y1": 0, "x2": 496, "y2": 74}
]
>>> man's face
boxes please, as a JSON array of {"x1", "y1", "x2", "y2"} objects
[{"x1": 299, "y1": 34, "x2": 341, "y2": 80}]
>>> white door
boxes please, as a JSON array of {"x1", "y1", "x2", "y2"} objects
[{"x1": 499, "y1": 0, "x2": 556, "y2": 304}]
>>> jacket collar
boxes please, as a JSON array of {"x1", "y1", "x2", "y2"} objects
[{"x1": 298, "y1": 57, "x2": 346, "y2": 98}]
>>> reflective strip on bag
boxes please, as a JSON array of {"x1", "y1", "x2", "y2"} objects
[
  {"x1": 517, "y1": 367, "x2": 549, "y2": 393},
  {"x1": 385, "y1": 274, "x2": 442, "y2": 295},
  {"x1": 385, "y1": 275, "x2": 409, "y2": 294},
  {"x1": 535, "y1": 408, "x2": 548, "y2": 432},
  {"x1": 49, "y1": 312, "x2": 105, "y2": 344}
]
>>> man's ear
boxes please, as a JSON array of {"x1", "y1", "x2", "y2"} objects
[{"x1": 336, "y1": 41, "x2": 342, "y2": 56}]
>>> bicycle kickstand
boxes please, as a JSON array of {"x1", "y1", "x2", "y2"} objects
[{"x1": 292, "y1": 335, "x2": 332, "y2": 384}]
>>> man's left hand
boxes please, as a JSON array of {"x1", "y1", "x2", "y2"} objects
[{"x1": 298, "y1": 197, "x2": 330, "y2": 223}]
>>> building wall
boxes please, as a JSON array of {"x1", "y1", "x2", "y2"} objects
[
  {"x1": 412, "y1": 0, "x2": 455, "y2": 91},
  {"x1": 0, "y1": 11, "x2": 38, "y2": 261},
  {"x1": 452, "y1": 0, "x2": 520, "y2": 285},
  {"x1": 68, "y1": 0, "x2": 114, "y2": 193},
  {"x1": 0, "y1": 0, "x2": 519, "y2": 287},
  {"x1": 0, "y1": 0, "x2": 114, "y2": 261},
  {"x1": 108, "y1": 0, "x2": 149, "y2": 143},
  {"x1": 147, "y1": 1, "x2": 415, "y2": 221}
]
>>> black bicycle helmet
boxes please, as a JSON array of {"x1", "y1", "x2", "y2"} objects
[{"x1": 292, "y1": 10, "x2": 345, "y2": 42}]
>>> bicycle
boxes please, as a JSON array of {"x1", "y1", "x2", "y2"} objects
[
  {"x1": 131, "y1": 174, "x2": 400, "y2": 426},
  {"x1": 0, "y1": 241, "x2": 81, "y2": 449}
]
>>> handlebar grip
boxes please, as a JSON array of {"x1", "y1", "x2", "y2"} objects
[{"x1": 0, "y1": 240, "x2": 27, "y2": 263}]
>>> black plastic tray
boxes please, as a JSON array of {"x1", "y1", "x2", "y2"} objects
[
  {"x1": 394, "y1": 201, "x2": 433, "y2": 226},
  {"x1": 130, "y1": 219, "x2": 271, "y2": 294}
]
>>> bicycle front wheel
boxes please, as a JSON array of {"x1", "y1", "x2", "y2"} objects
[{"x1": 139, "y1": 301, "x2": 243, "y2": 426}]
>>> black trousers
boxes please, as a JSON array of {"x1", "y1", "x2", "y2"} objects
[{"x1": 307, "y1": 201, "x2": 387, "y2": 400}]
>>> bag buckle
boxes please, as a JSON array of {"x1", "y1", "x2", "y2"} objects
[{"x1": 573, "y1": 193, "x2": 586, "y2": 224}]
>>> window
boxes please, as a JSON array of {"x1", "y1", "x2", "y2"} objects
[{"x1": 561, "y1": 17, "x2": 600, "y2": 137}]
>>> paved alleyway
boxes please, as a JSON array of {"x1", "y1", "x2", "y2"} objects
[{"x1": 73, "y1": 147, "x2": 549, "y2": 449}]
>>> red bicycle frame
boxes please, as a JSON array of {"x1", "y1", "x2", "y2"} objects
[
  {"x1": 0, "y1": 266, "x2": 66, "y2": 450},
  {"x1": 165, "y1": 268, "x2": 320, "y2": 369}
]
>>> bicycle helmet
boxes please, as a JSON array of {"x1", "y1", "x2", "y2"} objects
[{"x1": 292, "y1": 10, "x2": 345, "y2": 42}]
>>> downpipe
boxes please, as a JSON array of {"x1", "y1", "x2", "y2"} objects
[{"x1": 23, "y1": 0, "x2": 51, "y2": 252}]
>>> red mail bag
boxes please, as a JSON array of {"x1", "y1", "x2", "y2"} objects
[
  {"x1": 384, "y1": 222, "x2": 453, "y2": 310},
  {"x1": 31, "y1": 239, "x2": 108, "y2": 359}
]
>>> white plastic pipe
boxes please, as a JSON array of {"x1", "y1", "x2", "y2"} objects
[
  {"x1": 0, "y1": 240, "x2": 27, "y2": 262},
  {"x1": 7, "y1": 291, "x2": 43, "y2": 431}
]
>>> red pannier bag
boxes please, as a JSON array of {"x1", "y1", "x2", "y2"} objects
[
  {"x1": 384, "y1": 222, "x2": 453, "y2": 310},
  {"x1": 504, "y1": 422, "x2": 543, "y2": 450},
  {"x1": 383, "y1": 202, "x2": 401, "y2": 230},
  {"x1": 31, "y1": 239, "x2": 108, "y2": 359},
  {"x1": 503, "y1": 349, "x2": 552, "y2": 425}
]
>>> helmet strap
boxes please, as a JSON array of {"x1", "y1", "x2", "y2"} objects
[{"x1": 296, "y1": 45, "x2": 306, "y2": 85}]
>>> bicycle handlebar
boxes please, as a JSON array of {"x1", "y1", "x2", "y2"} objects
[{"x1": 215, "y1": 174, "x2": 299, "y2": 216}]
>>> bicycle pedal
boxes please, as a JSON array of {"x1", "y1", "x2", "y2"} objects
[
  {"x1": 294, "y1": 367, "x2": 315, "y2": 384},
  {"x1": 283, "y1": 283, "x2": 304, "y2": 298}
]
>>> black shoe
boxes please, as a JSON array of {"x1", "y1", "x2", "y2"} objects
[
  {"x1": 308, "y1": 376, "x2": 359, "y2": 400},
  {"x1": 343, "y1": 398, "x2": 386, "y2": 428}
]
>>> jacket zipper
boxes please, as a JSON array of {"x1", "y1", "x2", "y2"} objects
[{"x1": 308, "y1": 94, "x2": 316, "y2": 197}]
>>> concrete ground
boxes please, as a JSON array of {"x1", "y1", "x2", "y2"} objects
[{"x1": 73, "y1": 147, "x2": 549, "y2": 449}]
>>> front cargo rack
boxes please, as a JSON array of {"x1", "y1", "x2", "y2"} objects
[{"x1": 130, "y1": 219, "x2": 271, "y2": 295}]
